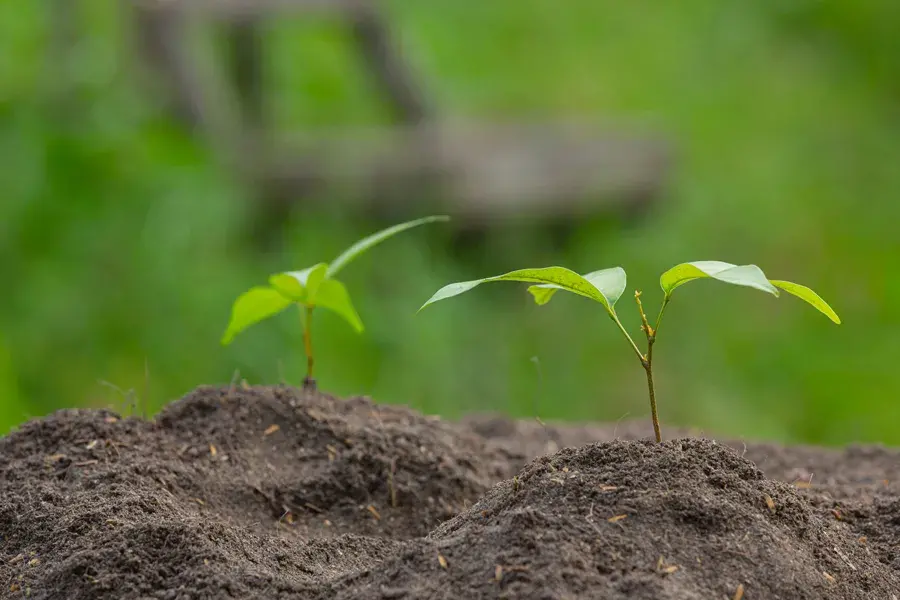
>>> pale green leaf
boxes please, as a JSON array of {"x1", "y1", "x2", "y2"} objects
[
  {"x1": 269, "y1": 274, "x2": 306, "y2": 302},
  {"x1": 312, "y1": 278, "x2": 364, "y2": 333},
  {"x1": 527, "y1": 286, "x2": 558, "y2": 306},
  {"x1": 221, "y1": 287, "x2": 292, "y2": 345},
  {"x1": 420, "y1": 266, "x2": 617, "y2": 314},
  {"x1": 269, "y1": 263, "x2": 328, "y2": 302},
  {"x1": 527, "y1": 267, "x2": 626, "y2": 308},
  {"x1": 327, "y1": 215, "x2": 449, "y2": 277},
  {"x1": 660, "y1": 261, "x2": 779, "y2": 297},
  {"x1": 769, "y1": 280, "x2": 841, "y2": 324}
]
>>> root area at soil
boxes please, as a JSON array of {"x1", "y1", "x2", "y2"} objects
[{"x1": 0, "y1": 385, "x2": 897, "y2": 599}]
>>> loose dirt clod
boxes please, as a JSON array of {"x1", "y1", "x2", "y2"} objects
[{"x1": 1, "y1": 386, "x2": 899, "y2": 599}]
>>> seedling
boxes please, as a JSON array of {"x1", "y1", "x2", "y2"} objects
[
  {"x1": 222, "y1": 215, "x2": 449, "y2": 388},
  {"x1": 419, "y1": 261, "x2": 840, "y2": 442}
]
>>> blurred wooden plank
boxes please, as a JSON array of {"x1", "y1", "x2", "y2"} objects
[
  {"x1": 129, "y1": 0, "x2": 673, "y2": 228},
  {"x1": 132, "y1": 5, "x2": 242, "y2": 150},
  {"x1": 138, "y1": 0, "x2": 371, "y2": 18},
  {"x1": 349, "y1": 5, "x2": 430, "y2": 123},
  {"x1": 251, "y1": 121, "x2": 672, "y2": 222}
]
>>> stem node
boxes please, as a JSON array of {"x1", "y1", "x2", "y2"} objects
[{"x1": 635, "y1": 290, "x2": 662, "y2": 443}]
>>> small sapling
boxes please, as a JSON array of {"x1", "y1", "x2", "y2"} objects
[
  {"x1": 223, "y1": 215, "x2": 449, "y2": 388},
  {"x1": 419, "y1": 261, "x2": 840, "y2": 442}
]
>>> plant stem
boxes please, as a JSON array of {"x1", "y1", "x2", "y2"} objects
[
  {"x1": 653, "y1": 296, "x2": 670, "y2": 337},
  {"x1": 635, "y1": 291, "x2": 661, "y2": 443},
  {"x1": 302, "y1": 305, "x2": 316, "y2": 389},
  {"x1": 643, "y1": 359, "x2": 661, "y2": 443},
  {"x1": 610, "y1": 312, "x2": 646, "y2": 363},
  {"x1": 635, "y1": 290, "x2": 651, "y2": 337}
]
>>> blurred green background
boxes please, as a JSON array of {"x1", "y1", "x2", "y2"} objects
[{"x1": 2, "y1": 0, "x2": 898, "y2": 446}]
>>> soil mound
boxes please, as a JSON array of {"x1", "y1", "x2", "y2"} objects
[
  {"x1": 154, "y1": 386, "x2": 511, "y2": 538},
  {"x1": 1, "y1": 386, "x2": 898, "y2": 599},
  {"x1": 332, "y1": 438, "x2": 898, "y2": 599},
  {"x1": 0, "y1": 386, "x2": 510, "y2": 599}
]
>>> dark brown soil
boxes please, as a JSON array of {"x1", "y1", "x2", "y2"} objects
[{"x1": 1, "y1": 386, "x2": 898, "y2": 599}]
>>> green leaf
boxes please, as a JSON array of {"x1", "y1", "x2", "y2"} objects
[
  {"x1": 660, "y1": 261, "x2": 779, "y2": 297},
  {"x1": 420, "y1": 266, "x2": 619, "y2": 315},
  {"x1": 769, "y1": 280, "x2": 841, "y2": 324},
  {"x1": 269, "y1": 263, "x2": 328, "y2": 302},
  {"x1": 221, "y1": 287, "x2": 293, "y2": 345},
  {"x1": 312, "y1": 278, "x2": 364, "y2": 332},
  {"x1": 269, "y1": 274, "x2": 306, "y2": 302},
  {"x1": 527, "y1": 267, "x2": 627, "y2": 308},
  {"x1": 327, "y1": 215, "x2": 449, "y2": 277}
]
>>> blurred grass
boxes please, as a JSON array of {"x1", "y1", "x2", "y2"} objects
[{"x1": 1, "y1": 0, "x2": 898, "y2": 445}]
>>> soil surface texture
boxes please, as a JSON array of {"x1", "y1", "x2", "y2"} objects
[{"x1": 1, "y1": 385, "x2": 897, "y2": 599}]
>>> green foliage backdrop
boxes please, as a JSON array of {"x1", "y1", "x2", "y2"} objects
[{"x1": 1, "y1": 0, "x2": 898, "y2": 445}]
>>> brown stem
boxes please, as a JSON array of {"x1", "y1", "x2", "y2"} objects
[
  {"x1": 302, "y1": 305, "x2": 316, "y2": 390},
  {"x1": 644, "y1": 338, "x2": 662, "y2": 442},
  {"x1": 634, "y1": 290, "x2": 652, "y2": 337},
  {"x1": 635, "y1": 291, "x2": 661, "y2": 442}
]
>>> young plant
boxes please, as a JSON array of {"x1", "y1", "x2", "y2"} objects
[
  {"x1": 222, "y1": 215, "x2": 449, "y2": 388},
  {"x1": 419, "y1": 261, "x2": 840, "y2": 442}
]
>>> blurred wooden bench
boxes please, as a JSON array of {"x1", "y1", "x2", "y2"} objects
[{"x1": 129, "y1": 0, "x2": 673, "y2": 232}]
